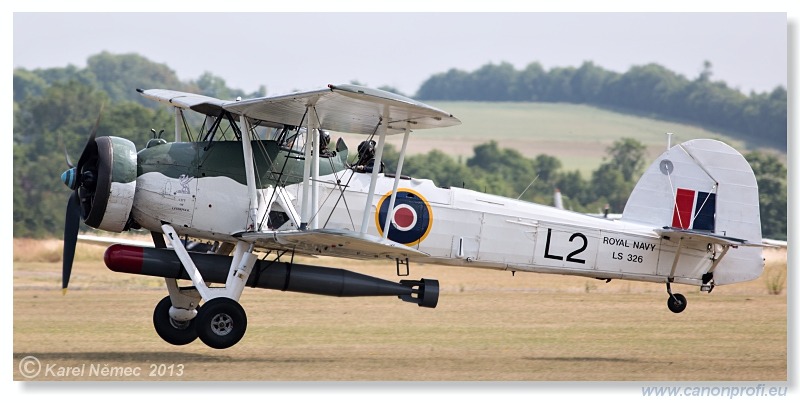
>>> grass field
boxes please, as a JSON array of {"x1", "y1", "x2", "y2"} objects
[
  {"x1": 334, "y1": 102, "x2": 779, "y2": 176},
  {"x1": 12, "y1": 238, "x2": 787, "y2": 382}
]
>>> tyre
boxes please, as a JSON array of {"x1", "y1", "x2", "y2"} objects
[
  {"x1": 153, "y1": 296, "x2": 197, "y2": 345},
  {"x1": 195, "y1": 297, "x2": 247, "y2": 349},
  {"x1": 667, "y1": 293, "x2": 687, "y2": 314}
]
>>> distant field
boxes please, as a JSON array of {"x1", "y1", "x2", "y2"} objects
[
  {"x1": 334, "y1": 102, "x2": 776, "y2": 176},
  {"x1": 13, "y1": 239, "x2": 786, "y2": 382}
]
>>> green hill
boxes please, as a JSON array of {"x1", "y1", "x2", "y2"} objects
[{"x1": 335, "y1": 101, "x2": 780, "y2": 176}]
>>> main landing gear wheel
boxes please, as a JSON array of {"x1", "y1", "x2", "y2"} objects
[
  {"x1": 667, "y1": 293, "x2": 687, "y2": 314},
  {"x1": 153, "y1": 296, "x2": 197, "y2": 346},
  {"x1": 195, "y1": 297, "x2": 247, "y2": 349}
]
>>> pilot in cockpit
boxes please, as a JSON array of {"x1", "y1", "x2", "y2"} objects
[
  {"x1": 352, "y1": 140, "x2": 385, "y2": 173},
  {"x1": 280, "y1": 128, "x2": 335, "y2": 158},
  {"x1": 318, "y1": 130, "x2": 335, "y2": 158}
]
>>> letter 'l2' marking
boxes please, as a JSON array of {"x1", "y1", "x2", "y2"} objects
[{"x1": 544, "y1": 228, "x2": 563, "y2": 261}]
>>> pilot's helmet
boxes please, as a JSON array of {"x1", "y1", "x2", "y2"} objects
[
  {"x1": 319, "y1": 130, "x2": 330, "y2": 148},
  {"x1": 357, "y1": 140, "x2": 376, "y2": 159}
]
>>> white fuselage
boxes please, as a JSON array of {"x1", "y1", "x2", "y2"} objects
[{"x1": 131, "y1": 170, "x2": 721, "y2": 287}]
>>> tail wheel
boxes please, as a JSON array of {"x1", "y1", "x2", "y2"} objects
[
  {"x1": 153, "y1": 296, "x2": 197, "y2": 345},
  {"x1": 667, "y1": 293, "x2": 687, "y2": 313},
  {"x1": 195, "y1": 298, "x2": 247, "y2": 349}
]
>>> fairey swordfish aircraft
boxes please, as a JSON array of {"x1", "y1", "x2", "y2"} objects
[{"x1": 60, "y1": 84, "x2": 766, "y2": 349}]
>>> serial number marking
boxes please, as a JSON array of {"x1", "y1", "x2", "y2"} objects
[{"x1": 612, "y1": 252, "x2": 644, "y2": 263}]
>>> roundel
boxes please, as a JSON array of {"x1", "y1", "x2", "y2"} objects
[{"x1": 375, "y1": 189, "x2": 433, "y2": 246}]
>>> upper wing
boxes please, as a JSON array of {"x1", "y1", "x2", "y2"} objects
[
  {"x1": 237, "y1": 228, "x2": 429, "y2": 260},
  {"x1": 138, "y1": 84, "x2": 460, "y2": 134},
  {"x1": 222, "y1": 84, "x2": 461, "y2": 135},
  {"x1": 137, "y1": 89, "x2": 229, "y2": 117}
]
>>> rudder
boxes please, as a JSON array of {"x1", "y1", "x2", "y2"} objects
[{"x1": 622, "y1": 139, "x2": 763, "y2": 284}]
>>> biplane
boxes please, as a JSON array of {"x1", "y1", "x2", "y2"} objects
[{"x1": 60, "y1": 84, "x2": 766, "y2": 349}]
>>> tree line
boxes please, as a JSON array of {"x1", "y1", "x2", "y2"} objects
[
  {"x1": 416, "y1": 61, "x2": 787, "y2": 151},
  {"x1": 12, "y1": 52, "x2": 786, "y2": 240}
]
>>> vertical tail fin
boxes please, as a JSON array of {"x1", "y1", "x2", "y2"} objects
[{"x1": 622, "y1": 139, "x2": 763, "y2": 284}]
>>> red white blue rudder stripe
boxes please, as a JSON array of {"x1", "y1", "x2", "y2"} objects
[{"x1": 671, "y1": 188, "x2": 717, "y2": 231}]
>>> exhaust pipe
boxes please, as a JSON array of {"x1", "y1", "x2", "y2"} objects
[{"x1": 104, "y1": 244, "x2": 438, "y2": 308}]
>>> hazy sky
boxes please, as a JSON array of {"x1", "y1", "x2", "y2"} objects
[{"x1": 12, "y1": 12, "x2": 788, "y2": 97}]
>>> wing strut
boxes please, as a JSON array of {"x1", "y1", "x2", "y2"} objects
[
  {"x1": 311, "y1": 106, "x2": 320, "y2": 230},
  {"x1": 239, "y1": 115, "x2": 259, "y2": 230},
  {"x1": 360, "y1": 105, "x2": 390, "y2": 235},
  {"x1": 174, "y1": 107, "x2": 183, "y2": 142},
  {"x1": 299, "y1": 101, "x2": 321, "y2": 230},
  {"x1": 300, "y1": 106, "x2": 312, "y2": 229},
  {"x1": 381, "y1": 126, "x2": 411, "y2": 240}
]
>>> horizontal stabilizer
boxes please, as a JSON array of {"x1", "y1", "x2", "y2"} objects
[
  {"x1": 655, "y1": 227, "x2": 767, "y2": 247},
  {"x1": 238, "y1": 228, "x2": 429, "y2": 260}
]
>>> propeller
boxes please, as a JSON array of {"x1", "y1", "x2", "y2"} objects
[
  {"x1": 61, "y1": 105, "x2": 104, "y2": 294},
  {"x1": 60, "y1": 133, "x2": 74, "y2": 169},
  {"x1": 62, "y1": 192, "x2": 81, "y2": 294}
]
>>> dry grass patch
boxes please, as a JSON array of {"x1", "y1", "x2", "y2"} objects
[
  {"x1": 13, "y1": 239, "x2": 787, "y2": 381},
  {"x1": 13, "y1": 234, "x2": 155, "y2": 263},
  {"x1": 762, "y1": 247, "x2": 787, "y2": 295},
  {"x1": 13, "y1": 238, "x2": 65, "y2": 263}
]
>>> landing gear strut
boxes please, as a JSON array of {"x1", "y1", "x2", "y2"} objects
[
  {"x1": 156, "y1": 224, "x2": 256, "y2": 349},
  {"x1": 666, "y1": 282, "x2": 687, "y2": 314}
]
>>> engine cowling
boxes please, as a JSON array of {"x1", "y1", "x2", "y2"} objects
[
  {"x1": 87, "y1": 136, "x2": 137, "y2": 231},
  {"x1": 62, "y1": 136, "x2": 138, "y2": 232}
]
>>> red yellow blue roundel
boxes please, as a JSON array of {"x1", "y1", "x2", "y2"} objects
[{"x1": 375, "y1": 189, "x2": 433, "y2": 246}]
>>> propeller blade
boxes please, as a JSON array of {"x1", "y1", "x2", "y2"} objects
[
  {"x1": 87, "y1": 103, "x2": 104, "y2": 143},
  {"x1": 59, "y1": 133, "x2": 75, "y2": 168},
  {"x1": 62, "y1": 105, "x2": 105, "y2": 293},
  {"x1": 64, "y1": 149, "x2": 74, "y2": 169},
  {"x1": 76, "y1": 103, "x2": 105, "y2": 173},
  {"x1": 62, "y1": 190, "x2": 81, "y2": 294}
]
